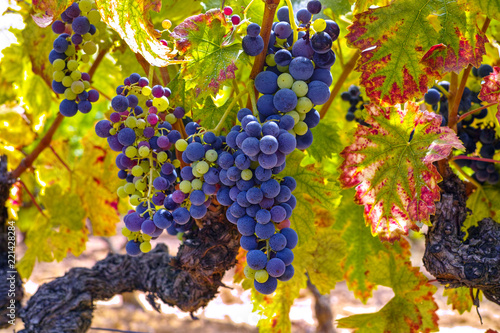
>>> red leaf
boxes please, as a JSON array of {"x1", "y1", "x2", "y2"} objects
[{"x1": 478, "y1": 66, "x2": 500, "y2": 123}]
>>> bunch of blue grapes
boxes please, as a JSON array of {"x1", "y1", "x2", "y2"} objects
[
  {"x1": 423, "y1": 64, "x2": 499, "y2": 184},
  {"x1": 49, "y1": 0, "x2": 102, "y2": 116},
  {"x1": 215, "y1": 108, "x2": 299, "y2": 294},
  {"x1": 95, "y1": 73, "x2": 186, "y2": 255},
  {"x1": 340, "y1": 85, "x2": 366, "y2": 122},
  {"x1": 247, "y1": 1, "x2": 335, "y2": 150}
]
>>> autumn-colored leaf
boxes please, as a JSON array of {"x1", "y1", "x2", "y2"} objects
[
  {"x1": 32, "y1": 0, "x2": 68, "y2": 27},
  {"x1": 96, "y1": 0, "x2": 180, "y2": 67},
  {"x1": 171, "y1": 9, "x2": 242, "y2": 95},
  {"x1": 346, "y1": 0, "x2": 486, "y2": 105},
  {"x1": 193, "y1": 96, "x2": 239, "y2": 133},
  {"x1": 463, "y1": 0, "x2": 500, "y2": 22},
  {"x1": 337, "y1": 249, "x2": 438, "y2": 333},
  {"x1": 339, "y1": 102, "x2": 464, "y2": 241},
  {"x1": 443, "y1": 287, "x2": 474, "y2": 314},
  {"x1": 478, "y1": 66, "x2": 500, "y2": 124}
]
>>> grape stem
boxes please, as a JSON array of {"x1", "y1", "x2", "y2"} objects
[
  {"x1": 266, "y1": 239, "x2": 270, "y2": 260},
  {"x1": 319, "y1": 51, "x2": 360, "y2": 119},
  {"x1": 284, "y1": 0, "x2": 299, "y2": 46},
  {"x1": 453, "y1": 155, "x2": 500, "y2": 164},
  {"x1": 448, "y1": 17, "x2": 491, "y2": 132},
  {"x1": 449, "y1": 159, "x2": 482, "y2": 190},
  {"x1": 144, "y1": 156, "x2": 155, "y2": 217},
  {"x1": 243, "y1": 0, "x2": 256, "y2": 18},
  {"x1": 434, "y1": 83, "x2": 450, "y2": 100},
  {"x1": 212, "y1": 89, "x2": 249, "y2": 135},
  {"x1": 17, "y1": 179, "x2": 46, "y2": 217},
  {"x1": 457, "y1": 102, "x2": 497, "y2": 123},
  {"x1": 10, "y1": 113, "x2": 65, "y2": 180},
  {"x1": 248, "y1": 80, "x2": 258, "y2": 117}
]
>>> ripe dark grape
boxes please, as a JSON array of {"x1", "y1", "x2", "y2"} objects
[
  {"x1": 311, "y1": 32, "x2": 332, "y2": 54},
  {"x1": 242, "y1": 35, "x2": 264, "y2": 56},
  {"x1": 424, "y1": 88, "x2": 441, "y2": 105},
  {"x1": 307, "y1": 0, "x2": 322, "y2": 14}
]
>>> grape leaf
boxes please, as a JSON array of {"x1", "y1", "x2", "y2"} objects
[
  {"x1": 22, "y1": 19, "x2": 54, "y2": 87},
  {"x1": 478, "y1": 66, "x2": 500, "y2": 123},
  {"x1": 32, "y1": 0, "x2": 68, "y2": 27},
  {"x1": 443, "y1": 287, "x2": 474, "y2": 314},
  {"x1": 0, "y1": 105, "x2": 36, "y2": 147},
  {"x1": 281, "y1": 150, "x2": 341, "y2": 245},
  {"x1": 171, "y1": 9, "x2": 242, "y2": 95},
  {"x1": 96, "y1": 0, "x2": 179, "y2": 66},
  {"x1": 319, "y1": 0, "x2": 351, "y2": 17},
  {"x1": 337, "y1": 250, "x2": 438, "y2": 333},
  {"x1": 339, "y1": 102, "x2": 464, "y2": 241},
  {"x1": 74, "y1": 135, "x2": 120, "y2": 236},
  {"x1": 463, "y1": 0, "x2": 500, "y2": 21},
  {"x1": 193, "y1": 96, "x2": 239, "y2": 133},
  {"x1": 463, "y1": 187, "x2": 500, "y2": 231},
  {"x1": 307, "y1": 120, "x2": 342, "y2": 161},
  {"x1": 346, "y1": 0, "x2": 486, "y2": 105}
]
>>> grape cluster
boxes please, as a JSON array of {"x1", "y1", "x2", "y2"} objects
[
  {"x1": 424, "y1": 64, "x2": 499, "y2": 184},
  {"x1": 95, "y1": 73, "x2": 186, "y2": 254},
  {"x1": 340, "y1": 85, "x2": 366, "y2": 122},
  {"x1": 49, "y1": 0, "x2": 101, "y2": 116}
]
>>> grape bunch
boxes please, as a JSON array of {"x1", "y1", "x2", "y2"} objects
[
  {"x1": 246, "y1": 1, "x2": 337, "y2": 150},
  {"x1": 423, "y1": 64, "x2": 499, "y2": 184},
  {"x1": 49, "y1": 0, "x2": 101, "y2": 116},
  {"x1": 95, "y1": 73, "x2": 186, "y2": 254},
  {"x1": 217, "y1": 108, "x2": 299, "y2": 294},
  {"x1": 340, "y1": 85, "x2": 366, "y2": 122}
]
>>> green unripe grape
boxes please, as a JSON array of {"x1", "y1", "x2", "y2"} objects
[
  {"x1": 277, "y1": 73, "x2": 294, "y2": 89},
  {"x1": 139, "y1": 145, "x2": 150, "y2": 157},
  {"x1": 162, "y1": 19, "x2": 172, "y2": 29},
  {"x1": 83, "y1": 80, "x2": 90, "y2": 89},
  {"x1": 176, "y1": 232, "x2": 184, "y2": 241},
  {"x1": 135, "y1": 180, "x2": 147, "y2": 191},
  {"x1": 296, "y1": 97, "x2": 313, "y2": 113},
  {"x1": 255, "y1": 269, "x2": 269, "y2": 283},
  {"x1": 53, "y1": 70, "x2": 65, "y2": 82},
  {"x1": 157, "y1": 151, "x2": 168, "y2": 163},
  {"x1": 83, "y1": 41, "x2": 97, "y2": 55},
  {"x1": 67, "y1": 60, "x2": 79, "y2": 71},
  {"x1": 53, "y1": 58, "x2": 66, "y2": 71},
  {"x1": 205, "y1": 149, "x2": 218, "y2": 162},
  {"x1": 250, "y1": 160, "x2": 260, "y2": 169},
  {"x1": 165, "y1": 113, "x2": 176, "y2": 124},
  {"x1": 88, "y1": 10, "x2": 101, "y2": 24},
  {"x1": 129, "y1": 194, "x2": 140, "y2": 206},
  {"x1": 83, "y1": 33, "x2": 92, "y2": 41},
  {"x1": 179, "y1": 180, "x2": 192, "y2": 193},
  {"x1": 125, "y1": 146, "x2": 137, "y2": 158},
  {"x1": 117, "y1": 186, "x2": 127, "y2": 198},
  {"x1": 241, "y1": 169, "x2": 253, "y2": 180},
  {"x1": 97, "y1": 21, "x2": 107, "y2": 32},
  {"x1": 109, "y1": 128, "x2": 117, "y2": 135},
  {"x1": 266, "y1": 54, "x2": 276, "y2": 67},
  {"x1": 136, "y1": 119, "x2": 146, "y2": 129},
  {"x1": 132, "y1": 165, "x2": 143, "y2": 177},
  {"x1": 71, "y1": 81, "x2": 85, "y2": 94},
  {"x1": 70, "y1": 70, "x2": 82, "y2": 81},
  {"x1": 127, "y1": 234, "x2": 135, "y2": 241},
  {"x1": 175, "y1": 139, "x2": 188, "y2": 151},
  {"x1": 65, "y1": 45, "x2": 76, "y2": 56},
  {"x1": 191, "y1": 179, "x2": 202, "y2": 190},
  {"x1": 196, "y1": 161, "x2": 209, "y2": 174},
  {"x1": 62, "y1": 76, "x2": 73, "y2": 87},
  {"x1": 299, "y1": 112, "x2": 306, "y2": 121},
  {"x1": 313, "y1": 18, "x2": 326, "y2": 32},
  {"x1": 140, "y1": 241, "x2": 152, "y2": 253},
  {"x1": 125, "y1": 116, "x2": 137, "y2": 128},
  {"x1": 294, "y1": 121, "x2": 308, "y2": 135},
  {"x1": 124, "y1": 182, "x2": 136, "y2": 195},
  {"x1": 277, "y1": 65, "x2": 289, "y2": 73},
  {"x1": 292, "y1": 81, "x2": 308, "y2": 97},
  {"x1": 152, "y1": 96, "x2": 169, "y2": 111},
  {"x1": 93, "y1": 28, "x2": 100, "y2": 37},
  {"x1": 172, "y1": 159, "x2": 181, "y2": 168},
  {"x1": 140, "y1": 160, "x2": 150, "y2": 173},
  {"x1": 288, "y1": 129, "x2": 296, "y2": 136},
  {"x1": 121, "y1": 227, "x2": 131, "y2": 237},
  {"x1": 81, "y1": 54, "x2": 90, "y2": 63},
  {"x1": 191, "y1": 165, "x2": 202, "y2": 178},
  {"x1": 79, "y1": 0, "x2": 93, "y2": 12},
  {"x1": 142, "y1": 86, "x2": 152, "y2": 96},
  {"x1": 244, "y1": 265, "x2": 256, "y2": 279},
  {"x1": 288, "y1": 110, "x2": 300, "y2": 124},
  {"x1": 64, "y1": 88, "x2": 77, "y2": 100},
  {"x1": 142, "y1": 233, "x2": 152, "y2": 241}
]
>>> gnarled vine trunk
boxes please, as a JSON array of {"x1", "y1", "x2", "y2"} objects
[{"x1": 423, "y1": 165, "x2": 500, "y2": 306}]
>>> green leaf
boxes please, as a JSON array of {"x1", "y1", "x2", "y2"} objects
[
  {"x1": 346, "y1": 0, "x2": 486, "y2": 104},
  {"x1": 193, "y1": 96, "x2": 239, "y2": 133},
  {"x1": 41, "y1": 184, "x2": 86, "y2": 230},
  {"x1": 339, "y1": 102, "x2": 464, "y2": 241},
  {"x1": 463, "y1": 187, "x2": 500, "y2": 231},
  {"x1": 171, "y1": 9, "x2": 242, "y2": 95},
  {"x1": 443, "y1": 287, "x2": 474, "y2": 314},
  {"x1": 320, "y1": 0, "x2": 351, "y2": 17},
  {"x1": 337, "y1": 249, "x2": 439, "y2": 333},
  {"x1": 281, "y1": 150, "x2": 341, "y2": 245},
  {"x1": 464, "y1": 0, "x2": 500, "y2": 21},
  {"x1": 96, "y1": 0, "x2": 179, "y2": 66},
  {"x1": 21, "y1": 18, "x2": 54, "y2": 86},
  {"x1": 0, "y1": 105, "x2": 36, "y2": 147},
  {"x1": 307, "y1": 120, "x2": 342, "y2": 161}
]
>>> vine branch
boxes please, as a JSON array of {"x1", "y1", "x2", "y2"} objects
[
  {"x1": 17, "y1": 179, "x2": 46, "y2": 217},
  {"x1": 88, "y1": 49, "x2": 107, "y2": 80},
  {"x1": 10, "y1": 113, "x2": 65, "y2": 180}
]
